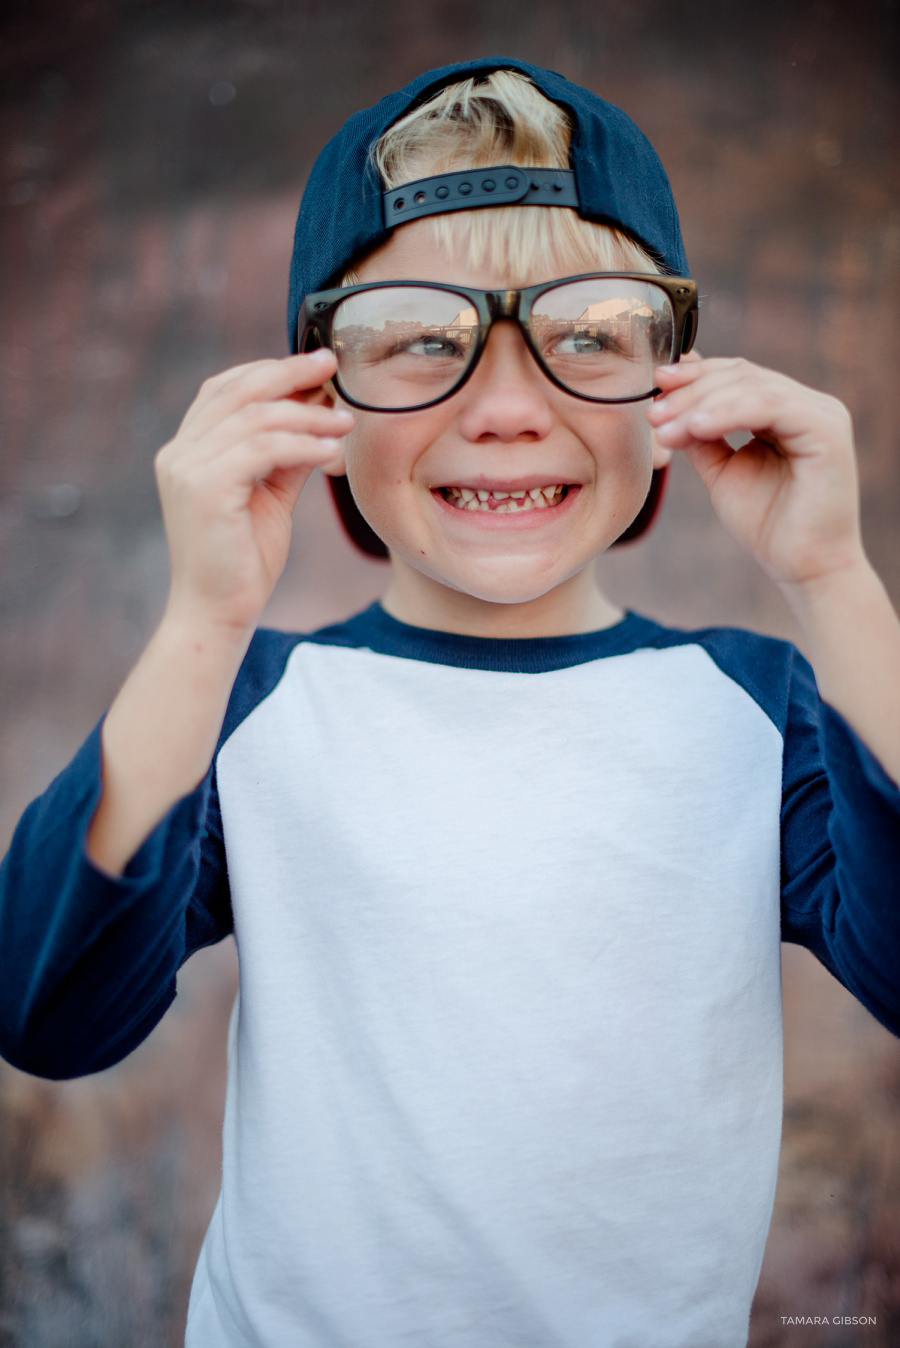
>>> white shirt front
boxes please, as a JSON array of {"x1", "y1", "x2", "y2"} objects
[{"x1": 186, "y1": 620, "x2": 785, "y2": 1347}]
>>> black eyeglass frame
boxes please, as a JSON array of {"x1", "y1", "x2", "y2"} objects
[{"x1": 298, "y1": 273, "x2": 698, "y2": 413}]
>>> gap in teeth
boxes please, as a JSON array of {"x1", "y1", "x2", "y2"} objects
[{"x1": 441, "y1": 485, "x2": 568, "y2": 512}]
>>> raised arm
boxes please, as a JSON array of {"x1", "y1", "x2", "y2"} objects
[
  {"x1": 649, "y1": 354, "x2": 900, "y2": 784},
  {"x1": 648, "y1": 355, "x2": 900, "y2": 1032},
  {"x1": 88, "y1": 349, "x2": 351, "y2": 875},
  {"x1": 0, "y1": 350, "x2": 352, "y2": 1077}
]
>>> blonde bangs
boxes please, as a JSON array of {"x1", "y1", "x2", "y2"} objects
[
  {"x1": 420, "y1": 206, "x2": 659, "y2": 280},
  {"x1": 341, "y1": 69, "x2": 660, "y2": 285}
]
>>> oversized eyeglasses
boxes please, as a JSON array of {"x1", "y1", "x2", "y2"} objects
[{"x1": 298, "y1": 273, "x2": 698, "y2": 413}]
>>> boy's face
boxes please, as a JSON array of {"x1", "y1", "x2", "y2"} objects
[{"x1": 322, "y1": 218, "x2": 672, "y2": 632}]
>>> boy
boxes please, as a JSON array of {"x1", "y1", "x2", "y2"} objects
[{"x1": 1, "y1": 56, "x2": 899, "y2": 1347}]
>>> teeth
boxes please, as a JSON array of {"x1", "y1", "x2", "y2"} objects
[
  {"x1": 444, "y1": 484, "x2": 566, "y2": 499},
  {"x1": 442, "y1": 484, "x2": 568, "y2": 513}
]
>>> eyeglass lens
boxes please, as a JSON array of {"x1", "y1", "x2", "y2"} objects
[{"x1": 329, "y1": 279, "x2": 676, "y2": 409}]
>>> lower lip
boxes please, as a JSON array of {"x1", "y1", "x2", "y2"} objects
[{"x1": 430, "y1": 486, "x2": 581, "y2": 530}]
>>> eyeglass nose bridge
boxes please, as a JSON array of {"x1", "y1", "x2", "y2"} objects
[
  {"x1": 482, "y1": 289, "x2": 523, "y2": 322},
  {"x1": 474, "y1": 287, "x2": 565, "y2": 396},
  {"x1": 472, "y1": 290, "x2": 540, "y2": 388},
  {"x1": 499, "y1": 289, "x2": 521, "y2": 318},
  {"x1": 479, "y1": 289, "x2": 533, "y2": 357}
]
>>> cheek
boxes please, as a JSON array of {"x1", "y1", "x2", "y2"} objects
[
  {"x1": 343, "y1": 420, "x2": 412, "y2": 528},
  {"x1": 634, "y1": 419, "x2": 656, "y2": 471},
  {"x1": 344, "y1": 433, "x2": 378, "y2": 524},
  {"x1": 579, "y1": 411, "x2": 654, "y2": 477},
  {"x1": 345, "y1": 411, "x2": 443, "y2": 500}
]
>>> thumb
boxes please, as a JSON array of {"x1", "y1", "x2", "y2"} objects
[
  {"x1": 679, "y1": 436, "x2": 735, "y2": 491},
  {"x1": 262, "y1": 462, "x2": 318, "y2": 514},
  {"x1": 263, "y1": 430, "x2": 347, "y2": 511}
]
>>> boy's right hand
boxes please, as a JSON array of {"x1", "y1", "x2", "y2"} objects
[{"x1": 154, "y1": 349, "x2": 352, "y2": 639}]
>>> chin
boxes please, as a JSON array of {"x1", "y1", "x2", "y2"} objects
[{"x1": 438, "y1": 563, "x2": 576, "y2": 608}]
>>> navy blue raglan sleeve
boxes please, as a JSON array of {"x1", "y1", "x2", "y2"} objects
[
  {"x1": 779, "y1": 649, "x2": 900, "y2": 1036},
  {"x1": 0, "y1": 717, "x2": 232, "y2": 1080},
  {"x1": 0, "y1": 626, "x2": 304, "y2": 1080}
]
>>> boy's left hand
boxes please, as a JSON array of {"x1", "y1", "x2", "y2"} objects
[{"x1": 647, "y1": 355, "x2": 866, "y2": 590}]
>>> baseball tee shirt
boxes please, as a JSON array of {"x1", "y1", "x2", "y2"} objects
[{"x1": 1, "y1": 601, "x2": 899, "y2": 1348}]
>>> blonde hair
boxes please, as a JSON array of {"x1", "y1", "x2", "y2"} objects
[{"x1": 341, "y1": 69, "x2": 660, "y2": 285}]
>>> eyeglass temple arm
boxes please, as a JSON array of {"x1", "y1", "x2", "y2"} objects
[{"x1": 681, "y1": 304, "x2": 699, "y2": 355}]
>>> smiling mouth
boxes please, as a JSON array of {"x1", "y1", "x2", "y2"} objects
[{"x1": 438, "y1": 485, "x2": 571, "y2": 513}]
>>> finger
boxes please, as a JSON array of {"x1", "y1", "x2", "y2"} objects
[
  {"x1": 256, "y1": 461, "x2": 318, "y2": 515},
  {"x1": 211, "y1": 350, "x2": 338, "y2": 403},
  {"x1": 677, "y1": 435, "x2": 736, "y2": 488},
  {"x1": 653, "y1": 355, "x2": 743, "y2": 390},
  {"x1": 174, "y1": 397, "x2": 354, "y2": 469},
  {"x1": 182, "y1": 351, "x2": 339, "y2": 435},
  {"x1": 291, "y1": 379, "x2": 339, "y2": 411},
  {"x1": 169, "y1": 432, "x2": 344, "y2": 517},
  {"x1": 216, "y1": 430, "x2": 348, "y2": 489},
  {"x1": 179, "y1": 359, "x2": 286, "y2": 431},
  {"x1": 652, "y1": 379, "x2": 801, "y2": 452},
  {"x1": 157, "y1": 405, "x2": 349, "y2": 506},
  {"x1": 648, "y1": 362, "x2": 763, "y2": 427},
  {"x1": 221, "y1": 396, "x2": 352, "y2": 449}
]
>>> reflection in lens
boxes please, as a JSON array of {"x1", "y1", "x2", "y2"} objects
[
  {"x1": 330, "y1": 279, "x2": 676, "y2": 408},
  {"x1": 531, "y1": 280, "x2": 674, "y2": 398},
  {"x1": 333, "y1": 286, "x2": 479, "y2": 408}
]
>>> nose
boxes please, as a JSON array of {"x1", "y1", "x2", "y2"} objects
[{"x1": 455, "y1": 318, "x2": 556, "y2": 443}]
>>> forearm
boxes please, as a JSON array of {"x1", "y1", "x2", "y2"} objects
[
  {"x1": 779, "y1": 554, "x2": 900, "y2": 785},
  {"x1": 85, "y1": 609, "x2": 252, "y2": 877}
]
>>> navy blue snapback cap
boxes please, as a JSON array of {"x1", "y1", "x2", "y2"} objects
[{"x1": 286, "y1": 57, "x2": 693, "y2": 557}]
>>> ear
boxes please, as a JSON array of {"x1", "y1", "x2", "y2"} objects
[
  {"x1": 651, "y1": 432, "x2": 673, "y2": 470},
  {"x1": 649, "y1": 392, "x2": 673, "y2": 469},
  {"x1": 289, "y1": 376, "x2": 349, "y2": 476},
  {"x1": 319, "y1": 442, "x2": 348, "y2": 476}
]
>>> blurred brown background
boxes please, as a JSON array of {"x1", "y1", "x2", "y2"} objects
[{"x1": 1, "y1": 1, "x2": 898, "y2": 1344}]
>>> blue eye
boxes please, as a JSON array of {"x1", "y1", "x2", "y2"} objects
[
  {"x1": 395, "y1": 335, "x2": 465, "y2": 359},
  {"x1": 551, "y1": 332, "x2": 614, "y2": 356}
]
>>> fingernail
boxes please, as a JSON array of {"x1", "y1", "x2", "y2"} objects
[
  {"x1": 308, "y1": 348, "x2": 334, "y2": 362},
  {"x1": 319, "y1": 437, "x2": 343, "y2": 451}
]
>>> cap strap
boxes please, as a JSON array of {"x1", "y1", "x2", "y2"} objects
[{"x1": 383, "y1": 166, "x2": 579, "y2": 226}]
